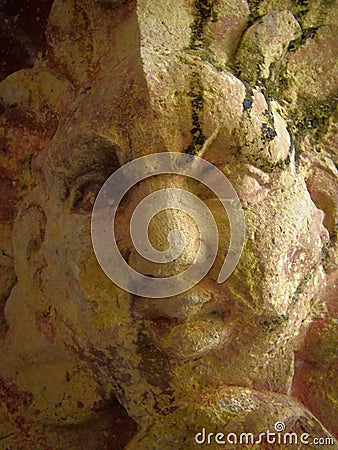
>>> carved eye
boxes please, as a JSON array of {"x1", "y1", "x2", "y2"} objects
[
  {"x1": 69, "y1": 173, "x2": 106, "y2": 213},
  {"x1": 66, "y1": 138, "x2": 122, "y2": 213}
]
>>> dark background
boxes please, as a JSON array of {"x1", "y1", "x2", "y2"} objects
[{"x1": 0, "y1": 0, "x2": 54, "y2": 81}]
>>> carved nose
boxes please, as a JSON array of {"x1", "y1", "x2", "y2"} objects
[{"x1": 128, "y1": 188, "x2": 200, "y2": 278}]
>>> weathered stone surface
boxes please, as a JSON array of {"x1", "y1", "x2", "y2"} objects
[
  {"x1": 0, "y1": 68, "x2": 75, "y2": 129},
  {"x1": 235, "y1": 10, "x2": 301, "y2": 86},
  {"x1": 236, "y1": 90, "x2": 291, "y2": 169},
  {"x1": 292, "y1": 271, "x2": 338, "y2": 439},
  {"x1": 0, "y1": 0, "x2": 337, "y2": 448},
  {"x1": 284, "y1": 25, "x2": 338, "y2": 109},
  {"x1": 127, "y1": 386, "x2": 335, "y2": 449},
  {"x1": 204, "y1": 0, "x2": 250, "y2": 66}
]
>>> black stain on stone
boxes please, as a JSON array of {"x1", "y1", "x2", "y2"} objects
[
  {"x1": 309, "y1": 117, "x2": 319, "y2": 129},
  {"x1": 190, "y1": 0, "x2": 217, "y2": 50},
  {"x1": 262, "y1": 109, "x2": 274, "y2": 122},
  {"x1": 247, "y1": 0, "x2": 263, "y2": 25},
  {"x1": 301, "y1": 27, "x2": 319, "y2": 43},
  {"x1": 185, "y1": 1, "x2": 217, "y2": 156},
  {"x1": 184, "y1": 76, "x2": 206, "y2": 155},
  {"x1": 261, "y1": 123, "x2": 277, "y2": 142}
]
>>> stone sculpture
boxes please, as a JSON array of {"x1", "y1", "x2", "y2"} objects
[{"x1": 0, "y1": 0, "x2": 337, "y2": 448}]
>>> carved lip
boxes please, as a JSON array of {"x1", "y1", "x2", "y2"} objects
[
  {"x1": 131, "y1": 287, "x2": 236, "y2": 359},
  {"x1": 145, "y1": 314, "x2": 233, "y2": 360}
]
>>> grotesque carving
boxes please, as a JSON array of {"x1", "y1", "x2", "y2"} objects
[{"x1": 0, "y1": 0, "x2": 337, "y2": 448}]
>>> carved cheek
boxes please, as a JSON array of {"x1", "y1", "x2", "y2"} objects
[
  {"x1": 229, "y1": 182, "x2": 328, "y2": 317},
  {"x1": 12, "y1": 193, "x2": 47, "y2": 284}
]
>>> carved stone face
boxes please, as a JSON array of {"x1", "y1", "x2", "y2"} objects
[{"x1": 0, "y1": 0, "x2": 337, "y2": 444}]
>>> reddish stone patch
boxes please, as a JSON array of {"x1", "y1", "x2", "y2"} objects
[
  {"x1": 35, "y1": 311, "x2": 56, "y2": 343},
  {"x1": 0, "y1": 376, "x2": 34, "y2": 441},
  {"x1": 292, "y1": 361, "x2": 338, "y2": 439},
  {"x1": 292, "y1": 274, "x2": 338, "y2": 439},
  {"x1": 0, "y1": 172, "x2": 17, "y2": 222}
]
